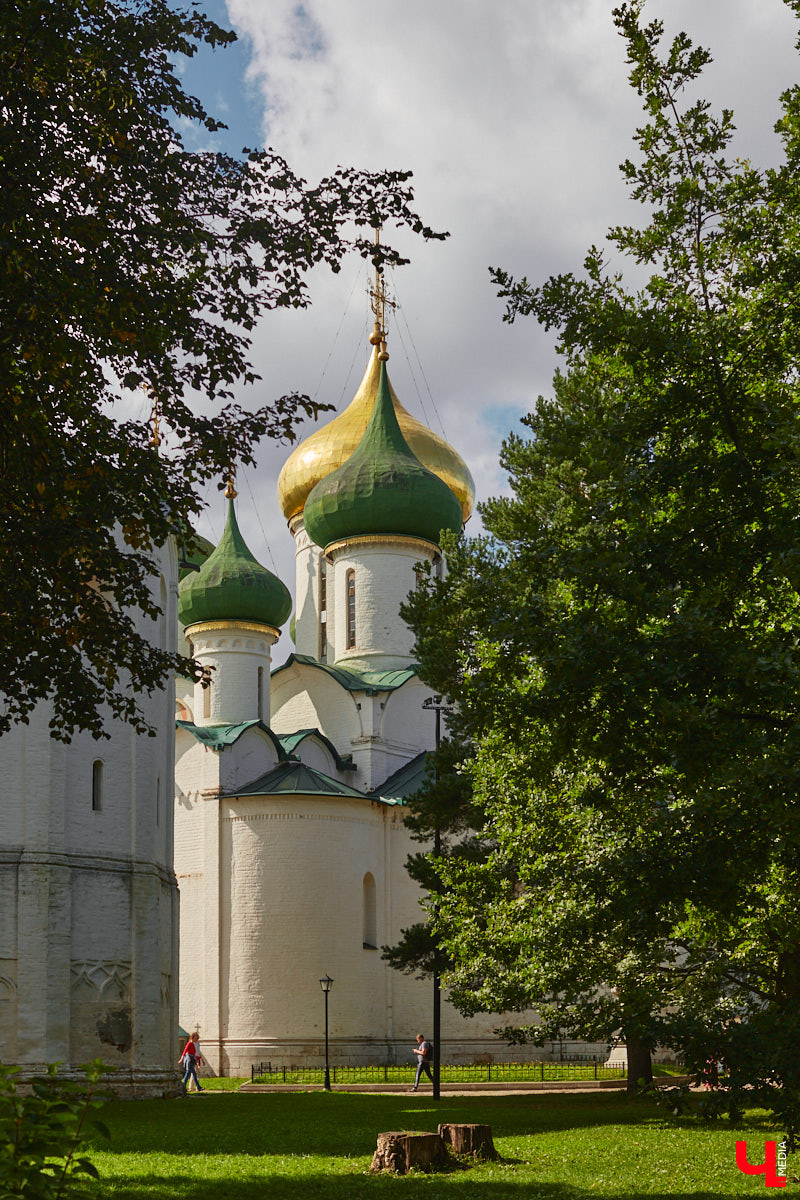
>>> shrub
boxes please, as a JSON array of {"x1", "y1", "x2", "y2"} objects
[{"x1": 0, "y1": 1060, "x2": 111, "y2": 1198}]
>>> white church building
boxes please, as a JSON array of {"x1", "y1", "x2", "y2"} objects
[
  {"x1": 172, "y1": 321, "x2": 531, "y2": 1076},
  {"x1": 0, "y1": 303, "x2": 606, "y2": 1089}
]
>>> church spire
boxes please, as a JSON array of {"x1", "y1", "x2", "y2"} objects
[{"x1": 368, "y1": 227, "x2": 394, "y2": 363}]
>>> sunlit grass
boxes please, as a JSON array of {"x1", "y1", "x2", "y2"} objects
[{"x1": 83, "y1": 1090, "x2": 793, "y2": 1198}]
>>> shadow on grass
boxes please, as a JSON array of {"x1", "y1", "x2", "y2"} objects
[
  {"x1": 92, "y1": 1171, "x2": 732, "y2": 1200},
  {"x1": 97, "y1": 1091, "x2": 688, "y2": 1158},
  {"x1": 87, "y1": 1092, "x2": 781, "y2": 1200}
]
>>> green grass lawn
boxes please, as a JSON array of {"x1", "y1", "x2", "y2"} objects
[
  {"x1": 82, "y1": 1090, "x2": 795, "y2": 1198},
  {"x1": 201, "y1": 1061, "x2": 681, "y2": 1091}
]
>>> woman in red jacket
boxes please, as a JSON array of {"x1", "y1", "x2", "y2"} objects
[{"x1": 180, "y1": 1034, "x2": 204, "y2": 1094}]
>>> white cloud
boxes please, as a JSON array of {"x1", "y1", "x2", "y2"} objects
[{"x1": 196, "y1": 0, "x2": 800, "y2": 659}]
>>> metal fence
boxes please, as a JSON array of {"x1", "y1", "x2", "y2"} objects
[{"x1": 250, "y1": 1060, "x2": 626, "y2": 1084}]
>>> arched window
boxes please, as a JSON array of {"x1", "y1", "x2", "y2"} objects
[
  {"x1": 203, "y1": 680, "x2": 211, "y2": 719},
  {"x1": 257, "y1": 666, "x2": 264, "y2": 721},
  {"x1": 346, "y1": 569, "x2": 356, "y2": 649},
  {"x1": 91, "y1": 760, "x2": 104, "y2": 811},
  {"x1": 319, "y1": 558, "x2": 327, "y2": 663},
  {"x1": 362, "y1": 872, "x2": 377, "y2": 949}
]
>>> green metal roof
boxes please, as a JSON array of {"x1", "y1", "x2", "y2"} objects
[
  {"x1": 178, "y1": 499, "x2": 291, "y2": 629},
  {"x1": 223, "y1": 760, "x2": 381, "y2": 801},
  {"x1": 376, "y1": 751, "x2": 431, "y2": 803},
  {"x1": 303, "y1": 360, "x2": 463, "y2": 550},
  {"x1": 272, "y1": 653, "x2": 419, "y2": 696},
  {"x1": 277, "y1": 728, "x2": 355, "y2": 771},
  {"x1": 176, "y1": 719, "x2": 286, "y2": 758}
]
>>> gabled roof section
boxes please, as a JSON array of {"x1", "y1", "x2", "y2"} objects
[
  {"x1": 222, "y1": 760, "x2": 387, "y2": 801},
  {"x1": 272, "y1": 653, "x2": 419, "y2": 697},
  {"x1": 376, "y1": 751, "x2": 431, "y2": 804},
  {"x1": 277, "y1": 728, "x2": 356, "y2": 771},
  {"x1": 176, "y1": 719, "x2": 286, "y2": 759}
]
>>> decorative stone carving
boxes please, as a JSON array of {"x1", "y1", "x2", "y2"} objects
[{"x1": 70, "y1": 960, "x2": 132, "y2": 1000}]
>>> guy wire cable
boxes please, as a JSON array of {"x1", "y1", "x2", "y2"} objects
[
  {"x1": 242, "y1": 464, "x2": 279, "y2": 574},
  {"x1": 388, "y1": 266, "x2": 449, "y2": 440},
  {"x1": 309, "y1": 263, "x2": 363, "y2": 406},
  {"x1": 337, "y1": 312, "x2": 370, "y2": 407}
]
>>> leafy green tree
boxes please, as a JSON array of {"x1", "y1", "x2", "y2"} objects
[
  {"x1": 381, "y1": 734, "x2": 483, "y2": 981},
  {"x1": 404, "y1": 0, "x2": 800, "y2": 1119},
  {"x1": 0, "y1": 1060, "x2": 111, "y2": 1198},
  {"x1": 1, "y1": 0, "x2": 442, "y2": 740}
]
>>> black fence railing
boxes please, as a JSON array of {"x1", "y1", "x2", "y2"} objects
[{"x1": 250, "y1": 1060, "x2": 627, "y2": 1085}]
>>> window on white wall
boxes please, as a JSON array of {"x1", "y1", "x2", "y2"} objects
[
  {"x1": 257, "y1": 666, "x2": 264, "y2": 721},
  {"x1": 91, "y1": 760, "x2": 104, "y2": 811},
  {"x1": 319, "y1": 558, "x2": 328, "y2": 663},
  {"x1": 346, "y1": 569, "x2": 356, "y2": 649},
  {"x1": 362, "y1": 872, "x2": 377, "y2": 948},
  {"x1": 203, "y1": 680, "x2": 211, "y2": 719}
]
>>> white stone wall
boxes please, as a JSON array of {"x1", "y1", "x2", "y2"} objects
[
  {"x1": 271, "y1": 666, "x2": 436, "y2": 792},
  {"x1": 0, "y1": 538, "x2": 180, "y2": 1093},
  {"x1": 175, "y1": 778, "x2": 543, "y2": 1075},
  {"x1": 187, "y1": 621, "x2": 277, "y2": 726},
  {"x1": 290, "y1": 519, "x2": 322, "y2": 659},
  {"x1": 174, "y1": 719, "x2": 286, "y2": 1070},
  {"x1": 289, "y1": 735, "x2": 338, "y2": 776},
  {"x1": 271, "y1": 663, "x2": 371, "y2": 787},
  {"x1": 328, "y1": 538, "x2": 437, "y2": 672}
]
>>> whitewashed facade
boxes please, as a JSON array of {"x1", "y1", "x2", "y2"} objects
[{"x1": 0, "y1": 538, "x2": 180, "y2": 1095}]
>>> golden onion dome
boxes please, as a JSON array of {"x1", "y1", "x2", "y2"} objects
[{"x1": 277, "y1": 347, "x2": 475, "y2": 524}]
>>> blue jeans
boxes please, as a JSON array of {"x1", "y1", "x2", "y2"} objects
[
  {"x1": 182, "y1": 1058, "x2": 201, "y2": 1090},
  {"x1": 414, "y1": 1058, "x2": 433, "y2": 1088}
]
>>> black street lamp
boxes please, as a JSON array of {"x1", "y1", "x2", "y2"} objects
[
  {"x1": 319, "y1": 974, "x2": 334, "y2": 1090},
  {"x1": 422, "y1": 694, "x2": 448, "y2": 1101}
]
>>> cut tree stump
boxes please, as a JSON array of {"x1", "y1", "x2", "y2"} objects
[
  {"x1": 370, "y1": 1131, "x2": 449, "y2": 1174},
  {"x1": 438, "y1": 1122, "x2": 498, "y2": 1161}
]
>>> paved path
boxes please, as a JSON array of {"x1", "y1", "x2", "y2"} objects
[{"x1": 238, "y1": 1077, "x2": 690, "y2": 1096}]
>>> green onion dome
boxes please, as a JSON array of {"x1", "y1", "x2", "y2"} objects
[
  {"x1": 303, "y1": 360, "x2": 463, "y2": 550},
  {"x1": 178, "y1": 499, "x2": 292, "y2": 629}
]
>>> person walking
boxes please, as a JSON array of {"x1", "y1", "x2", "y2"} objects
[
  {"x1": 410, "y1": 1033, "x2": 433, "y2": 1091},
  {"x1": 180, "y1": 1033, "x2": 204, "y2": 1094}
]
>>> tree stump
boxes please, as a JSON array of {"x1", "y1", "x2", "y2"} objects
[
  {"x1": 438, "y1": 1123, "x2": 498, "y2": 1161},
  {"x1": 370, "y1": 1131, "x2": 448, "y2": 1174}
]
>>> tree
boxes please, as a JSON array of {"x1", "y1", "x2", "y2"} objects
[
  {"x1": 1, "y1": 0, "x2": 443, "y2": 740},
  {"x1": 382, "y1": 733, "x2": 484, "y2": 982},
  {"x1": 404, "y1": 0, "x2": 800, "y2": 1123}
]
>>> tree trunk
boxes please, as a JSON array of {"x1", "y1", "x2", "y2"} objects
[
  {"x1": 625, "y1": 1032, "x2": 653, "y2": 1094},
  {"x1": 370, "y1": 1132, "x2": 448, "y2": 1174},
  {"x1": 438, "y1": 1123, "x2": 497, "y2": 1161}
]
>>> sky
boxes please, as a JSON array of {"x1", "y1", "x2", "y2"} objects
[{"x1": 173, "y1": 0, "x2": 800, "y2": 659}]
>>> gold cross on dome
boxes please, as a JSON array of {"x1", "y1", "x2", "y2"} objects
[{"x1": 368, "y1": 227, "x2": 396, "y2": 357}]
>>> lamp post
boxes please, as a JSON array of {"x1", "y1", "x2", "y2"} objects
[
  {"x1": 319, "y1": 974, "x2": 334, "y2": 1090},
  {"x1": 422, "y1": 694, "x2": 448, "y2": 1101}
]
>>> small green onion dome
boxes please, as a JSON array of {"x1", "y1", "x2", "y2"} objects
[
  {"x1": 178, "y1": 499, "x2": 292, "y2": 629},
  {"x1": 304, "y1": 361, "x2": 463, "y2": 550}
]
